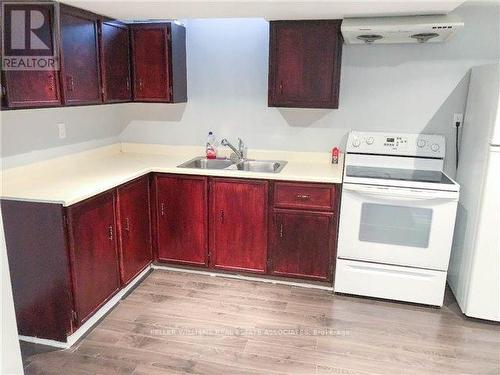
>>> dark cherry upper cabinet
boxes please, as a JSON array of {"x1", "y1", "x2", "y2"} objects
[
  {"x1": 209, "y1": 178, "x2": 268, "y2": 273},
  {"x1": 270, "y1": 209, "x2": 335, "y2": 281},
  {"x1": 117, "y1": 176, "x2": 152, "y2": 286},
  {"x1": 155, "y1": 175, "x2": 208, "y2": 266},
  {"x1": 66, "y1": 191, "x2": 120, "y2": 326},
  {"x1": 2, "y1": 4, "x2": 61, "y2": 108},
  {"x1": 130, "y1": 23, "x2": 187, "y2": 103},
  {"x1": 59, "y1": 5, "x2": 102, "y2": 105},
  {"x1": 99, "y1": 21, "x2": 131, "y2": 103},
  {"x1": 268, "y1": 20, "x2": 343, "y2": 109}
]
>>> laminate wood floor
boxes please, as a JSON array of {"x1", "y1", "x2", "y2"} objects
[{"x1": 21, "y1": 270, "x2": 500, "y2": 375}]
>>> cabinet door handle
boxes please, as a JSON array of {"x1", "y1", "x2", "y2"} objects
[
  {"x1": 279, "y1": 223, "x2": 283, "y2": 238},
  {"x1": 160, "y1": 203, "x2": 165, "y2": 216},
  {"x1": 279, "y1": 81, "x2": 284, "y2": 94},
  {"x1": 67, "y1": 75, "x2": 74, "y2": 92},
  {"x1": 138, "y1": 78, "x2": 143, "y2": 91},
  {"x1": 220, "y1": 209, "x2": 224, "y2": 224},
  {"x1": 48, "y1": 75, "x2": 54, "y2": 91},
  {"x1": 296, "y1": 194, "x2": 311, "y2": 200},
  {"x1": 125, "y1": 217, "x2": 130, "y2": 232},
  {"x1": 126, "y1": 78, "x2": 130, "y2": 92},
  {"x1": 108, "y1": 225, "x2": 114, "y2": 241}
]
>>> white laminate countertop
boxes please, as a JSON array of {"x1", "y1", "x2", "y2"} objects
[{"x1": 1, "y1": 143, "x2": 344, "y2": 206}]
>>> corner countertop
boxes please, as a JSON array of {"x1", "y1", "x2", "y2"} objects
[{"x1": 1, "y1": 143, "x2": 344, "y2": 207}]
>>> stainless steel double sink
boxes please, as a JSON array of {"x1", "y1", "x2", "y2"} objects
[{"x1": 177, "y1": 156, "x2": 287, "y2": 173}]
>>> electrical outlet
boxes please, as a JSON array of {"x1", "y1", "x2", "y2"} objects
[
  {"x1": 58, "y1": 123, "x2": 66, "y2": 139},
  {"x1": 453, "y1": 113, "x2": 463, "y2": 128}
]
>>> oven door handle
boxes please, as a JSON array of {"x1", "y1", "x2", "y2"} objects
[{"x1": 343, "y1": 184, "x2": 459, "y2": 202}]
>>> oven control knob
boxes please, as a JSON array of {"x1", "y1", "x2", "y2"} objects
[
  {"x1": 431, "y1": 143, "x2": 440, "y2": 152},
  {"x1": 366, "y1": 137, "x2": 374, "y2": 145},
  {"x1": 352, "y1": 138, "x2": 361, "y2": 147},
  {"x1": 417, "y1": 139, "x2": 426, "y2": 148}
]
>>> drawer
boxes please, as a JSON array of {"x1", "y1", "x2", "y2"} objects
[
  {"x1": 334, "y1": 259, "x2": 447, "y2": 306},
  {"x1": 273, "y1": 182, "x2": 336, "y2": 211}
]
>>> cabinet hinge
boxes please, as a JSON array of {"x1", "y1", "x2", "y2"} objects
[
  {"x1": 167, "y1": 31, "x2": 172, "y2": 42},
  {"x1": 207, "y1": 252, "x2": 211, "y2": 264},
  {"x1": 1, "y1": 85, "x2": 6, "y2": 97},
  {"x1": 169, "y1": 86, "x2": 173, "y2": 98}
]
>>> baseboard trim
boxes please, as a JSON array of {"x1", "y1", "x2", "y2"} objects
[
  {"x1": 151, "y1": 264, "x2": 334, "y2": 291},
  {"x1": 18, "y1": 266, "x2": 151, "y2": 349}
]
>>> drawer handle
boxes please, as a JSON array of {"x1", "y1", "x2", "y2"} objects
[
  {"x1": 160, "y1": 203, "x2": 165, "y2": 216},
  {"x1": 279, "y1": 223, "x2": 283, "y2": 238},
  {"x1": 220, "y1": 209, "x2": 225, "y2": 224},
  {"x1": 296, "y1": 194, "x2": 311, "y2": 200},
  {"x1": 125, "y1": 217, "x2": 130, "y2": 232}
]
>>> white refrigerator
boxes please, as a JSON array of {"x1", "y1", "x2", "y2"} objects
[{"x1": 448, "y1": 64, "x2": 500, "y2": 322}]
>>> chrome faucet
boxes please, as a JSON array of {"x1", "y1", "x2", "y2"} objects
[{"x1": 221, "y1": 138, "x2": 247, "y2": 161}]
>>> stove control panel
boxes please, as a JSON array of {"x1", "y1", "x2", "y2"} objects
[{"x1": 347, "y1": 131, "x2": 445, "y2": 158}]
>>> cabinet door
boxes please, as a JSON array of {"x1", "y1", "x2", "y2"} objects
[
  {"x1": 67, "y1": 191, "x2": 120, "y2": 326},
  {"x1": 268, "y1": 20, "x2": 342, "y2": 109},
  {"x1": 210, "y1": 179, "x2": 268, "y2": 273},
  {"x1": 3, "y1": 71, "x2": 60, "y2": 108},
  {"x1": 117, "y1": 176, "x2": 152, "y2": 285},
  {"x1": 270, "y1": 209, "x2": 334, "y2": 281},
  {"x1": 100, "y1": 21, "x2": 131, "y2": 102},
  {"x1": 2, "y1": 4, "x2": 60, "y2": 108},
  {"x1": 131, "y1": 25, "x2": 170, "y2": 101},
  {"x1": 60, "y1": 6, "x2": 101, "y2": 105},
  {"x1": 156, "y1": 175, "x2": 208, "y2": 266}
]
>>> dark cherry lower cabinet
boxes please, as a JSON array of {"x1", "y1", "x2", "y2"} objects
[
  {"x1": 268, "y1": 20, "x2": 343, "y2": 109},
  {"x1": 209, "y1": 178, "x2": 268, "y2": 273},
  {"x1": 67, "y1": 191, "x2": 121, "y2": 326},
  {"x1": 268, "y1": 182, "x2": 338, "y2": 282},
  {"x1": 2, "y1": 173, "x2": 338, "y2": 342},
  {"x1": 1, "y1": 201, "x2": 72, "y2": 341},
  {"x1": 270, "y1": 209, "x2": 335, "y2": 281},
  {"x1": 155, "y1": 175, "x2": 208, "y2": 266},
  {"x1": 117, "y1": 176, "x2": 152, "y2": 285},
  {"x1": 2, "y1": 175, "x2": 154, "y2": 341}
]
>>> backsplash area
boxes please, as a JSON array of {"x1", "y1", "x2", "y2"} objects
[
  {"x1": 119, "y1": 3, "x2": 499, "y2": 175},
  {"x1": 1, "y1": 2, "x2": 499, "y2": 176}
]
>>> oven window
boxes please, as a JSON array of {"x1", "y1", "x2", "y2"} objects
[{"x1": 359, "y1": 203, "x2": 433, "y2": 248}]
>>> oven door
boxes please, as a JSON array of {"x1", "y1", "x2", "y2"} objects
[{"x1": 337, "y1": 183, "x2": 458, "y2": 271}]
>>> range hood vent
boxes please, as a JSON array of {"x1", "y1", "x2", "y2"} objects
[{"x1": 342, "y1": 15, "x2": 464, "y2": 45}]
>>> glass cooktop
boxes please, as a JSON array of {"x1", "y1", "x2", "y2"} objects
[{"x1": 346, "y1": 166, "x2": 455, "y2": 185}]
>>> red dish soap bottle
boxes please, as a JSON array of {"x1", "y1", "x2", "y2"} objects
[
  {"x1": 206, "y1": 131, "x2": 217, "y2": 159},
  {"x1": 332, "y1": 147, "x2": 340, "y2": 164}
]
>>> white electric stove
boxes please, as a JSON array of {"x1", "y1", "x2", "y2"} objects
[{"x1": 334, "y1": 131, "x2": 460, "y2": 306}]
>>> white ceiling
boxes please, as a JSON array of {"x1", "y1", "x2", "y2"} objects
[{"x1": 60, "y1": 0, "x2": 466, "y2": 21}]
